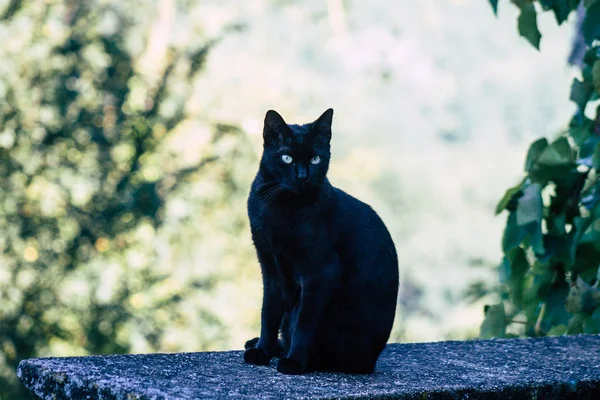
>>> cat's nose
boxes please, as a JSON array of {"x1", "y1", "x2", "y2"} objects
[{"x1": 296, "y1": 167, "x2": 308, "y2": 183}]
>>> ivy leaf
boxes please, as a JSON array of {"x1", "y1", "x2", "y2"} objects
[
  {"x1": 503, "y1": 212, "x2": 527, "y2": 252},
  {"x1": 527, "y1": 219, "x2": 545, "y2": 255},
  {"x1": 553, "y1": 2, "x2": 572, "y2": 25},
  {"x1": 541, "y1": 0, "x2": 572, "y2": 25},
  {"x1": 506, "y1": 247, "x2": 530, "y2": 309},
  {"x1": 543, "y1": 233, "x2": 575, "y2": 267},
  {"x1": 583, "y1": 0, "x2": 600, "y2": 45},
  {"x1": 495, "y1": 178, "x2": 526, "y2": 215},
  {"x1": 568, "y1": 0, "x2": 582, "y2": 10},
  {"x1": 547, "y1": 324, "x2": 567, "y2": 335},
  {"x1": 541, "y1": 282, "x2": 572, "y2": 332},
  {"x1": 537, "y1": 137, "x2": 575, "y2": 166},
  {"x1": 567, "y1": 314, "x2": 585, "y2": 334},
  {"x1": 499, "y1": 256, "x2": 511, "y2": 284},
  {"x1": 584, "y1": 307, "x2": 600, "y2": 333},
  {"x1": 525, "y1": 138, "x2": 548, "y2": 172},
  {"x1": 594, "y1": 142, "x2": 600, "y2": 169},
  {"x1": 570, "y1": 78, "x2": 594, "y2": 113},
  {"x1": 502, "y1": 213, "x2": 522, "y2": 252},
  {"x1": 480, "y1": 303, "x2": 507, "y2": 339},
  {"x1": 532, "y1": 137, "x2": 576, "y2": 182},
  {"x1": 592, "y1": 60, "x2": 600, "y2": 96},
  {"x1": 547, "y1": 211, "x2": 567, "y2": 235},
  {"x1": 584, "y1": 46, "x2": 600, "y2": 65},
  {"x1": 517, "y1": 183, "x2": 543, "y2": 225},
  {"x1": 566, "y1": 277, "x2": 600, "y2": 314},
  {"x1": 569, "y1": 114, "x2": 593, "y2": 146},
  {"x1": 580, "y1": 135, "x2": 600, "y2": 159},
  {"x1": 488, "y1": 0, "x2": 499, "y2": 15},
  {"x1": 581, "y1": 180, "x2": 600, "y2": 209},
  {"x1": 529, "y1": 262, "x2": 554, "y2": 300},
  {"x1": 570, "y1": 217, "x2": 592, "y2": 262},
  {"x1": 518, "y1": 4, "x2": 542, "y2": 50}
]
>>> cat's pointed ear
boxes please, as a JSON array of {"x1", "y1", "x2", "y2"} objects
[
  {"x1": 313, "y1": 108, "x2": 334, "y2": 142},
  {"x1": 263, "y1": 110, "x2": 288, "y2": 145}
]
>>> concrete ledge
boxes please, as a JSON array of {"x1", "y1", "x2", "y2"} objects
[{"x1": 17, "y1": 334, "x2": 600, "y2": 399}]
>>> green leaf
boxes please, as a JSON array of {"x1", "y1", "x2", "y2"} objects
[
  {"x1": 528, "y1": 220, "x2": 545, "y2": 255},
  {"x1": 516, "y1": 183, "x2": 543, "y2": 225},
  {"x1": 502, "y1": 212, "x2": 527, "y2": 252},
  {"x1": 547, "y1": 324, "x2": 567, "y2": 336},
  {"x1": 550, "y1": 0, "x2": 572, "y2": 25},
  {"x1": 499, "y1": 256, "x2": 511, "y2": 284},
  {"x1": 529, "y1": 262, "x2": 554, "y2": 300},
  {"x1": 584, "y1": 317, "x2": 600, "y2": 333},
  {"x1": 570, "y1": 78, "x2": 594, "y2": 112},
  {"x1": 547, "y1": 211, "x2": 567, "y2": 235},
  {"x1": 543, "y1": 233, "x2": 576, "y2": 267},
  {"x1": 525, "y1": 138, "x2": 549, "y2": 172},
  {"x1": 593, "y1": 60, "x2": 600, "y2": 95},
  {"x1": 584, "y1": 306, "x2": 600, "y2": 333},
  {"x1": 580, "y1": 135, "x2": 600, "y2": 159},
  {"x1": 570, "y1": 216, "x2": 593, "y2": 261},
  {"x1": 518, "y1": 4, "x2": 542, "y2": 50},
  {"x1": 593, "y1": 142, "x2": 600, "y2": 169},
  {"x1": 480, "y1": 303, "x2": 507, "y2": 339},
  {"x1": 568, "y1": 114, "x2": 593, "y2": 146},
  {"x1": 495, "y1": 178, "x2": 526, "y2": 215},
  {"x1": 488, "y1": 0, "x2": 499, "y2": 15},
  {"x1": 581, "y1": 180, "x2": 600, "y2": 209},
  {"x1": 583, "y1": 0, "x2": 600, "y2": 45},
  {"x1": 537, "y1": 137, "x2": 575, "y2": 166},
  {"x1": 566, "y1": 277, "x2": 600, "y2": 314},
  {"x1": 567, "y1": 314, "x2": 584, "y2": 334},
  {"x1": 584, "y1": 46, "x2": 600, "y2": 64},
  {"x1": 569, "y1": 0, "x2": 582, "y2": 10},
  {"x1": 506, "y1": 247, "x2": 530, "y2": 308},
  {"x1": 540, "y1": 282, "x2": 572, "y2": 332}
]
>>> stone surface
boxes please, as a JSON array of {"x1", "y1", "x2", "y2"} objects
[{"x1": 18, "y1": 334, "x2": 600, "y2": 399}]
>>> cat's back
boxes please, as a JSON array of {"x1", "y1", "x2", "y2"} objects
[
  {"x1": 331, "y1": 186, "x2": 398, "y2": 273},
  {"x1": 332, "y1": 187, "x2": 392, "y2": 237}
]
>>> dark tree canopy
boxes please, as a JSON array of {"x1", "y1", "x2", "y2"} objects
[{"x1": 0, "y1": 1, "x2": 250, "y2": 398}]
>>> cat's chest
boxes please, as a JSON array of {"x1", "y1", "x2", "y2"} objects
[{"x1": 250, "y1": 203, "x2": 323, "y2": 251}]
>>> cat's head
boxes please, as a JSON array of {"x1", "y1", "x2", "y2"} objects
[{"x1": 259, "y1": 108, "x2": 333, "y2": 193}]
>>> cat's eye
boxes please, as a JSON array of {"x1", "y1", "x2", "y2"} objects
[
  {"x1": 281, "y1": 154, "x2": 293, "y2": 164},
  {"x1": 310, "y1": 156, "x2": 321, "y2": 165}
]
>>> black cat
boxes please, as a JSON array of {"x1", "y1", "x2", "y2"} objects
[{"x1": 243, "y1": 108, "x2": 399, "y2": 375}]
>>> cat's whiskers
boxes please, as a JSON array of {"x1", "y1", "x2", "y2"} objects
[
  {"x1": 255, "y1": 180, "x2": 279, "y2": 190},
  {"x1": 260, "y1": 184, "x2": 281, "y2": 199},
  {"x1": 321, "y1": 187, "x2": 333, "y2": 199},
  {"x1": 260, "y1": 184, "x2": 284, "y2": 214},
  {"x1": 315, "y1": 180, "x2": 334, "y2": 199},
  {"x1": 265, "y1": 186, "x2": 284, "y2": 204}
]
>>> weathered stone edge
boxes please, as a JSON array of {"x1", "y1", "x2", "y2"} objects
[
  {"x1": 17, "y1": 360, "x2": 150, "y2": 400},
  {"x1": 16, "y1": 345, "x2": 600, "y2": 400}
]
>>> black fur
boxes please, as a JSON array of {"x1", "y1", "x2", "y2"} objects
[{"x1": 243, "y1": 108, "x2": 399, "y2": 375}]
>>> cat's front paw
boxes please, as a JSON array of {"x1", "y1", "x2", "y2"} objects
[
  {"x1": 244, "y1": 346, "x2": 272, "y2": 365},
  {"x1": 277, "y1": 357, "x2": 305, "y2": 375},
  {"x1": 244, "y1": 337, "x2": 259, "y2": 350}
]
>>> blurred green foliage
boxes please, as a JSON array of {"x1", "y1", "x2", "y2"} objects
[
  {"x1": 481, "y1": 0, "x2": 600, "y2": 338},
  {"x1": 0, "y1": 1, "x2": 252, "y2": 398}
]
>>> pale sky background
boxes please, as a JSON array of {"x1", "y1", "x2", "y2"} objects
[{"x1": 159, "y1": 0, "x2": 577, "y2": 344}]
